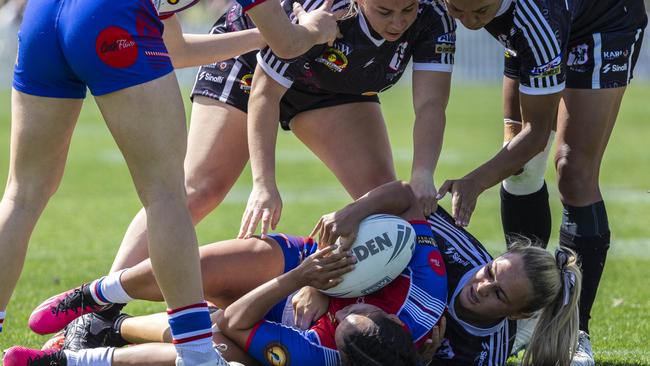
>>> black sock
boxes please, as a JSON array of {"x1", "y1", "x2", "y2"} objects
[
  {"x1": 559, "y1": 201, "x2": 610, "y2": 333},
  {"x1": 500, "y1": 182, "x2": 552, "y2": 248},
  {"x1": 97, "y1": 303, "x2": 125, "y2": 320}
]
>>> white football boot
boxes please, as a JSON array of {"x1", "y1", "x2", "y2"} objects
[{"x1": 570, "y1": 331, "x2": 595, "y2": 366}]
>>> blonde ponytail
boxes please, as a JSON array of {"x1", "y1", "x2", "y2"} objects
[{"x1": 507, "y1": 241, "x2": 582, "y2": 366}]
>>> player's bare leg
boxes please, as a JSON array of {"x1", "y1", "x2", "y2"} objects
[
  {"x1": 555, "y1": 86, "x2": 627, "y2": 363},
  {"x1": 95, "y1": 72, "x2": 217, "y2": 362},
  {"x1": 0, "y1": 91, "x2": 81, "y2": 329},
  {"x1": 110, "y1": 98, "x2": 249, "y2": 272},
  {"x1": 291, "y1": 102, "x2": 396, "y2": 199}
]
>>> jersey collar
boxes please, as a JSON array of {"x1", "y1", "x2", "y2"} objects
[
  {"x1": 448, "y1": 267, "x2": 507, "y2": 337},
  {"x1": 358, "y1": 11, "x2": 385, "y2": 47},
  {"x1": 495, "y1": 0, "x2": 514, "y2": 17}
]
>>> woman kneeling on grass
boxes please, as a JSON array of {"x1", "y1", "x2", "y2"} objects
[{"x1": 6, "y1": 181, "x2": 581, "y2": 365}]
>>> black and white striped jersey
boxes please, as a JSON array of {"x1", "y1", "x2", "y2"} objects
[
  {"x1": 485, "y1": 0, "x2": 646, "y2": 95},
  {"x1": 428, "y1": 208, "x2": 517, "y2": 366},
  {"x1": 256, "y1": 0, "x2": 456, "y2": 95}
]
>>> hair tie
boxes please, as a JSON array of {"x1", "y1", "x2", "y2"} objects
[{"x1": 555, "y1": 248, "x2": 576, "y2": 307}]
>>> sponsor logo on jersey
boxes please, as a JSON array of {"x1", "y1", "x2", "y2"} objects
[
  {"x1": 530, "y1": 55, "x2": 562, "y2": 78},
  {"x1": 504, "y1": 48, "x2": 517, "y2": 58},
  {"x1": 264, "y1": 343, "x2": 289, "y2": 366},
  {"x1": 428, "y1": 250, "x2": 446, "y2": 276},
  {"x1": 435, "y1": 43, "x2": 456, "y2": 54},
  {"x1": 390, "y1": 41, "x2": 409, "y2": 71},
  {"x1": 604, "y1": 49, "x2": 629, "y2": 61},
  {"x1": 96, "y1": 27, "x2": 139, "y2": 68},
  {"x1": 315, "y1": 48, "x2": 349, "y2": 72},
  {"x1": 443, "y1": 247, "x2": 471, "y2": 267},
  {"x1": 603, "y1": 63, "x2": 628, "y2": 73},
  {"x1": 240, "y1": 73, "x2": 253, "y2": 93},
  {"x1": 167, "y1": 0, "x2": 179, "y2": 4},
  {"x1": 567, "y1": 44, "x2": 589, "y2": 66},
  {"x1": 437, "y1": 32, "x2": 456, "y2": 43},
  {"x1": 198, "y1": 71, "x2": 224, "y2": 84}
]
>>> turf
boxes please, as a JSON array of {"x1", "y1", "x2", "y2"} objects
[{"x1": 0, "y1": 82, "x2": 648, "y2": 365}]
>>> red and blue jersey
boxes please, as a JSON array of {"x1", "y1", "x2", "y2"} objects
[{"x1": 246, "y1": 221, "x2": 447, "y2": 366}]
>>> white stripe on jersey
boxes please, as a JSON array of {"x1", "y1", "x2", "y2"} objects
[
  {"x1": 219, "y1": 59, "x2": 242, "y2": 104},
  {"x1": 591, "y1": 33, "x2": 602, "y2": 89},
  {"x1": 412, "y1": 63, "x2": 453, "y2": 72},
  {"x1": 514, "y1": 0, "x2": 562, "y2": 89},
  {"x1": 410, "y1": 285, "x2": 447, "y2": 316},
  {"x1": 257, "y1": 52, "x2": 294, "y2": 88},
  {"x1": 627, "y1": 28, "x2": 643, "y2": 84},
  {"x1": 429, "y1": 214, "x2": 491, "y2": 265}
]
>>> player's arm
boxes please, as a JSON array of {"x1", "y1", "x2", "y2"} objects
[
  {"x1": 246, "y1": 0, "x2": 340, "y2": 59},
  {"x1": 216, "y1": 245, "x2": 352, "y2": 345},
  {"x1": 161, "y1": 15, "x2": 265, "y2": 69},
  {"x1": 410, "y1": 71, "x2": 451, "y2": 216},
  {"x1": 438, "y1": 91, "x2": 559, "y2": 226},
  {"x1": 311, "y1": 181, "x2": 422, "y2": 247},
  {"x1": 239, "y1": 65, "x2": 288, "y2": 239}
]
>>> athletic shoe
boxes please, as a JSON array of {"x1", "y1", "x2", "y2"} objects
[
  {"x1": 3, "y1": 346, "x2": 67, "y2": 366},
  {"x1": 29, "y1": 284, "x2": 110, "y2": 335},
  {"x1": 64, "y1": 313, "x2": 130, "y2": 352},
  {"x1": 41, "y1": 331, "x2": 65, "y2": 351},
  {"x1": 570, "y1": 331, "x2": 595, "y2": 366}
]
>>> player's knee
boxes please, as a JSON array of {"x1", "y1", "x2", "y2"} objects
[
  {"x1": 503, "y1": 133, "x2": 553, "y2": 196},
  {"x1": 556, "y1": 157, "x2": 597, "y2": 201},
  {"x1": 3, "y1": 177, "x2": 60, "y2": 210},
  {"x1": 186, "y1": 179, "x2": 230, "y2": 217}
]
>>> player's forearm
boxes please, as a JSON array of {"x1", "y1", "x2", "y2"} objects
[
  {"x1": 247, "y1": 68, "x2": 286, "y2": 186},
  {"x1": 247, "y1": 3, "x2": 318, "y2": 59},
  {"x1": 342, "y1": 181, "x2": 417, "y2": 220},
  {"x1": 411, "y1": 111, "x2": 445, "y2": 182},
  {"x1": 221, "y1": 272, "x2": 302, "y2": 332},
  {"x1": 171, "y1": 30, "x2": 264, "y2": 69}
]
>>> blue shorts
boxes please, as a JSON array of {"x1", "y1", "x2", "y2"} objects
[
  {"x1": 13, "y1": 0, "x2": 173, "y2": 98},
  {"x1": 263, "y1": 234, "x2": 318, "y2": 322}
]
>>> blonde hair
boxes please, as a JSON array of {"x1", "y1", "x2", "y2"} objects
[{"x1": 507, "y1": 240, "x2": 582, "y2": 366}]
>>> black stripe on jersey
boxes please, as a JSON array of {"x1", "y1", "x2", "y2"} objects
[
  {"x1": 288, "y1": 0, "x2": 350, "y2": 23},
  {"x1": 428, "y1": 214, "x2": 491, "y2": 267},
  {"x1": 431, "y1": 0, "x2": 456, "y2": 65}
]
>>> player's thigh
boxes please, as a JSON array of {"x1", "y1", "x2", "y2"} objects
[
  {"x1": 556, "y1": 87, "x2": 626, "y2": 172},
  {"x1": 199, "y1": 237, "x2": 285, "y2": 307},
  {"x1": 5, "y1": 90, "x2": 82, "y2": 201},
  {"x1": 93, "y1": 72, "x2": 187, "y2": 199},
  {"x1": 185, "y1": 97, "x2": 249, "y2": 205},
  {"x1": 291, "y1": 102, "x2": 396, "y2": 199}
]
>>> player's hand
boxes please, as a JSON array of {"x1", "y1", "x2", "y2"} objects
[
  {"x1": 418, "y1": 316, "x2": 446, "y2": 365},
  {"x1": 310, "y1": 208, "x2": 360, "y2": 250},
  {"x1": 239, "y1": 184, "x2": 283, "y2": 239},
  {"x1": 293, "y1": 0, "x2": 344, "y2": 46},
  {"x1": 291, "y1": 286, "x2": 330, "y2": 329},
  {"x1": 436, "y1": 178, "x2": 482, "y2": 227},
  {"x1": 410, "y1": 172, "x2": 438, "y2": 216},
  {"x1": 293, "y1": 244, "x2": 356, "y2": 290}
]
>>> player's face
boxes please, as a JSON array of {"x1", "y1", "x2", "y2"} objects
[
  {"x1": 455, "y1": 253, "x2": 533, "y2": 325},
  {"x1": 444, "y1": 0, "x2": 502, "y2": 30},
  {"x1": 358, "y1": 0, "x2": 419, "y2": 42}
]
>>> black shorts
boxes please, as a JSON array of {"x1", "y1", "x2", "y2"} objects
[
  {"x1": 190, "y1": 19, "x2": 379, "y2": 130},
  {"x1": 504, "y1": 20, "x2": 647, "y2": 89}
]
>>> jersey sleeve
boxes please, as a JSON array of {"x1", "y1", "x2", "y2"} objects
[
  {"x1": 246, "y1": 321, "x2": 341, "y2": 366},
  {"x1": 511, "y1": 0, "x2": 571, "y2": 95},
  {"x1": 411, "y1": 1, "x2": 457, "y2": 73},
  {"x1": 397, "y1": 221, "x2": 448, "y2": 343}
]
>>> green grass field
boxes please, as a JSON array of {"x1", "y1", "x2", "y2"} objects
[{"x1": 0, "y1": 82, "x2": 648, "y2": 364}]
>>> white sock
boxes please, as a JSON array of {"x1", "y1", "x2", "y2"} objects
[
  {"x1": 176, "y1": 338, "x2": 222, "y2": 364},
  {"x1": 64, "y1": 348, "x2": 114, "y2": 366},
  {"x1": 90, "y1": 270, "x2": 133, "y2": 305},
  {"x1": 0, "y1": 311, "x2": 5, "y2": 332}
]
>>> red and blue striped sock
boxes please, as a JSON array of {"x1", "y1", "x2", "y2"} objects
[{"x1": 168, "y1": 302, "x2": 214, "y2": 350}]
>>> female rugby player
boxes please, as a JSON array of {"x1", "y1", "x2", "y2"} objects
[
  {"x1": 0, "y1": 1, "x2": 340, "y2": 364},
  {"x1": 107, "y1": 0, "x2": 457, "y2": 274},
  {"x1": 436, "y1": 0, "x2": 646, "y2": 363},
  {"x1": 15, "y1": 181, "x2": 581, "y2": 365}
]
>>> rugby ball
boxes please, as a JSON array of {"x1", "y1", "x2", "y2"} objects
[
  {"x1": 321, "y1": 214, "x2": 416, "y2": 298},
  {"x1": 154, "y1": 0, "x2": 201, "y2": 17}
]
